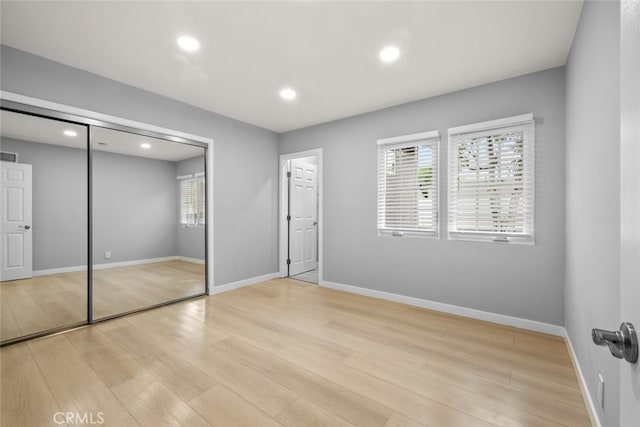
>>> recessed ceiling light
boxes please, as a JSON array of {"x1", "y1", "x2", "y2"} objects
[
  {"x1": 177, "y1": 36, "x2": 199, "y2": 52},
  {"x1": 140, "y1": 143, "x2": 151, "y2": 149},
  {"x1": 279, "y1": 88, "x2": 297, "y2": 101},
  {"x1": 379, "y1": 45, "x2": 401, "y2": 63},
  {"x1": 63, "y1": 130, "x2": 78, "y2": 137}
]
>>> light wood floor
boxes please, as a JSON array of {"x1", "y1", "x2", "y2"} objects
[
  {"x1": 0, "y1": 260, "x2": 205, "y2": 342},
  {"x1": 0, "y1": 278, "x2": 591, "y2": 426}
]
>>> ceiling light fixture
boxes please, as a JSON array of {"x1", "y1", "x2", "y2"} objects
[
  {"x1": 279, "y1": 88, "x2": 297, "y2": 101},
  {"x1": 177, "y1": 36, "x2": 199, "y2": 52},
  {"x1": 379, "y1": 45, "x2": 401, "y2": 63},
  {"x1": 63, "y1": 130, "x2": 78, "y2": 137},
  {"x1": 140, "y1": 143, "x2": 151, "y2": 149}
]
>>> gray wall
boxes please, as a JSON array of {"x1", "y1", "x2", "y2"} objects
[
  {"x1": 93, "y1": 150, "x2": 177, "y2": 265},
  {"x1": 1, "y1": 137, "x2": 180, "y2": 269},
  {"x1": 1, "y1": 137, "x2": 87, "y2": 271},
  {"x1": 1, "y1": 45, "x2": 280, "y2": 286},
  {"x1": 565, "y1": 2, "x2": 620, "y2": 426},
  {"x1": 176, "y1": 155, "x2": 206, "y2": 260},
  {"x1": 280, "y1": 67, "x2": 566, "y2": 325}
]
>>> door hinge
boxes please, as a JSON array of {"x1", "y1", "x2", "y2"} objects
[
  {"x1": 286, "y1": 259, "x2": 291, "y2": 265},
  {"x1": 287, "y1": 171, "x2": 291, "y2": 178},
  {"x1": 286, "y1": 215, "x2": 291, "y2": 221}
]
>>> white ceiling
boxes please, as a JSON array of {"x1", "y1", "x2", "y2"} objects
[
  {"x1": 1, "y1": 110, "x2": 204, "y2": 162},
  {"x1": 0, "y1": 1, "x2": 583, "y2": 133}
]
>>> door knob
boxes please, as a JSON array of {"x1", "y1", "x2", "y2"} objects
[
  {"x1": 18, "y1": 225, "x2": 31, "y2": 230},
  {"x1": 592, "y1": 322, "x2": 638, "y2": 363}
]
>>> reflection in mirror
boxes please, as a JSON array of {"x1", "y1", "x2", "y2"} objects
[
  {"x1": 91, "y1": 127, "x2": 206, "y2": 319},
  {"x1": 0, "y1": 109, "x2": 88, "y2": 343}
]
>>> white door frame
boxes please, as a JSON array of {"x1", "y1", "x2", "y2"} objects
[
  {"x1": 619, "y1": 0, "x2": 640, "y2": 423},
  {"x1": 279, "y1": 149, "x2": 323, "y2": 282}
]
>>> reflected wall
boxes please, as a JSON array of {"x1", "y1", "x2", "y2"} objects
[
  {"x1": 91, "y1": 127, "x2": 206, "y2": 320},
  {"x1": 0, "y1": 109, "x2": 88, "y2": 342}
]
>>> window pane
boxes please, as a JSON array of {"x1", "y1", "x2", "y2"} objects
[
  {"x1": 448, "y1": 117, "x2": 534, "y2": 243},
  {"x1": 378, "y1": 134, "x2": 439, "y2": 236}
]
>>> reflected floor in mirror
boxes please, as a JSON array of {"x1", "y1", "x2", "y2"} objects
[{"x1": 0, "y1": 260, "x2": 204, "y2": 342}]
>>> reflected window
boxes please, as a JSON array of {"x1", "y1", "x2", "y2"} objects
[{"x1": 179, "y1": 174, "x2": 205, "y2": 226}]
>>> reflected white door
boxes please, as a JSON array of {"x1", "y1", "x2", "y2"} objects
[
  {"x1": 0, "y1": 162, "x2": 32, "y2": 281},
  {"x1": 289, "y1": 159, "x2": 317, "y2": 276},
  {"x1": 620, "y1": 1, "x2": 640, "y2": 423}
]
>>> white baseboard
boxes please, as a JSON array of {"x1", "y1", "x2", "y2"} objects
[
  {"x1": 175, "y1": 256, "x2": 205, "y2": 265},
  {"x1": 565, "y1": 331, "x2": 602, "y2": 427},
  {"x1": 319, "y1": 280, "x2": 565, "y2": 336},
  {"x1": 210, "y1": 272, "x2": 280, "y2": 295},
  {"x1": 33, "y1": 256, "x2": 192, "y2": 276}
]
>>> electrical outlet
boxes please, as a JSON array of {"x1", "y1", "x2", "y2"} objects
[
  {"x1": 104, "y1": 251, "x2": 111, "y2": 259},
  {"x1": 597, "y1": 374, "x2": 605, "y2": 408}
]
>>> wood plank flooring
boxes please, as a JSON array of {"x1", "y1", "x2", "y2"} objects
[
  {"x1": 0, "y1": 260, "x2": 204, "y2": 342},
  {"x1": 0, "y1": 278, "x2": 591, "y2": 426}
]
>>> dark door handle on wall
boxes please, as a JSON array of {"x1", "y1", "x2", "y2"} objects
[
  {"x1": 18, "y1": 225, "x2": 31, "y2": 230},
  {"x1": 592, "y1": 322, "x2": 638, "y2": 363}
]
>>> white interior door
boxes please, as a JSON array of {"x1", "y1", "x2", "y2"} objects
[
  {"x1": 620, "y1": 0, "x2": 640, "y2": 423},
  {"x1": 0, "y1": 162, "x2": 33, "y2": 281},
  {"x1": 289, "y1": 159, "x2": 317, "y2": 276}
]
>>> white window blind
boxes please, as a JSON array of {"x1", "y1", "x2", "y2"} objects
[
  {"x1": 195, "y1": 173, "x2": 205, "y2": 225},
  {"x1": 179, "y1": 173, "x2": 205, "y2": 226},
  {"x1": 377, "y1": 131, "x2": 439, "y2": 237},
  {"x1": 448, "y1": 114, "x2": 534, "y2": 244}
]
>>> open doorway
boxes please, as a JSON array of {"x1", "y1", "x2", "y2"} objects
[{"x1": 279, "y1": 149, "x2": 322, "y2": 284}]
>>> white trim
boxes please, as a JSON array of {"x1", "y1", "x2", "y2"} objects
[
  {"x1": 33, "y1": 256, "x2": 179, "y2": 276},
  {"x1": 565, "y1": 332, "x2": 602, "y2": 427},
  {"x1": 210, "y1": 272, "x2": 280, "y2": 295},
  {"x1": 0, "y1": 91, "x2": 212, "y2": 144},
  {"x1": 0, "y1": 91, "x2": 215, "y2": 296},
  {"x1": 205, "y1": 144, "x2": 214, "y2": 294},
  {"x1": 177, "y1": 174, "x2": 193, "y2": 180},
  {"x1": 194, "y1": 172, "x2": 205, "y2": 177},
  {"x1": 319, "y1": 280, "x2": 565, "y2": 336},
  {"x1": 448, "y1": 231, "x2": 535, "y2": 245},
  {"x1": 279, "y1": 149, "x2": 323, "y2": 284},
  {"x1": 377, "y1": 130, "x2": 439, "y2": 146},
  {"x1": 448, "y1": 113, "x2": 533, "y2": 135}
]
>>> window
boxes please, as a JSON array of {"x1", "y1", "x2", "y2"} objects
[
  {"x1": 448, "y1": 114, "x2": 534, "y2": 244},
  {"x1": 377, "y1": 131, "x2": 439, "y2": 237},
  {"x1": 179, "y1": 173, "x2": 205, "y2": 226}
]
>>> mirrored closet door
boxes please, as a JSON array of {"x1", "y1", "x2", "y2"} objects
[
  {"x1": 0, "y1": 109, "x2": 88, "y2": 343},
  {"x1": 91, "y1": 127, "x2": 207, "y2": 320},
  {"x1": 0, "y1": 103, "x2": 208, "y2": 345}
]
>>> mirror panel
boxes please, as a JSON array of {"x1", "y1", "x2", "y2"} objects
[
  {"x1": 91, "y1": 127, "x2": 206, "y2": 319},
  {"x1": 0, "y1": 109, "x2": 88, "y2": 343}
]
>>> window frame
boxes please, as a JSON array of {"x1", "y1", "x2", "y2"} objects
[
  {"x1": 377, "y1": 130, "x2": 440, "y2": 239},
  {"x1": 447, "y1": 113, "x2": 535, "y2": 244}
]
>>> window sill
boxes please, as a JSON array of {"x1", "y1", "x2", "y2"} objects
[
  {"x1": 447, "y1": 232, "x2": 534, "y2": 245},
  {"x1": 378, "y1": 229, "x2": 439, "y2": 239}
]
